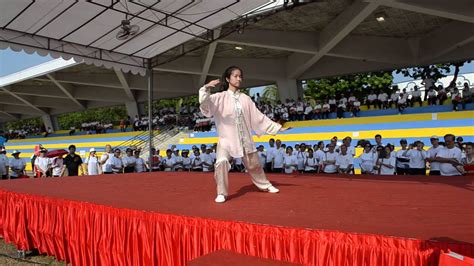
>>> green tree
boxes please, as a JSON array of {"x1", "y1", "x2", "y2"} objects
[
  {"x1": 303, "y1": 71, "x2": 393, "y2": 103},
  {"x1": 395, "y1": 61, "x2": 470, "y2": 88},
  {"x1": 261, "y1": 85, "x2": 279, "y2": 104},
  {"x1": 5, "y1": 118, "x2": 42, "y2": 130},
  {"x1": 57, "y1": 106, "x2": 127, "y2": 129}
]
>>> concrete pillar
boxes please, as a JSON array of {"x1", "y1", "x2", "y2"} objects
[
  {"x1": 41, "y1": 115, "x2": 54, "y2": 132},
  {"x1": 137, "y1": 102, "x2": 146, "y2": 117},
  {"x1": 51, "y1": 115, "x2": 60, "y2": 131},
  {"x1": 276, "y1": 79, "x2": 299, "y2": 101},
  {"x1": 125, "y1": 101, "x2": 140, "y2": 120}
]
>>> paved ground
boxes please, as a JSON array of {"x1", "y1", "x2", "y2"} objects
[{"x1": 0, "y1": 238, "x2": 63, "y2": 265}]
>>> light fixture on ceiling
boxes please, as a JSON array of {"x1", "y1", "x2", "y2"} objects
[
  {"x1": 235, "y1": 46, "x2": 243, "y2": 50},
  {"x1": 375, "y1": 12, "x2": 387, "y2": 22}
]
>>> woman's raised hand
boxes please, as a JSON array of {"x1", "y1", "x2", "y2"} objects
[{"x1": 205, "y1": 79, "x2": 220, "y2": 89}]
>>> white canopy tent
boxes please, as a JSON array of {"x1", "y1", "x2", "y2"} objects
[{"x1": 0, "y1": 0, "x2": 272, "y2": 166}]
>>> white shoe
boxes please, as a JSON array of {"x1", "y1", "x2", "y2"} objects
[
  {"x1": 214, "y1": 194, "x2": 226, "y2": 203},
  {"x1": 267, "y1": 185, "x2": 279, "y2": 193}
]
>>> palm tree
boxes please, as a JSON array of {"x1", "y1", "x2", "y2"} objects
[{"x1": 261, "y1": 85, "x2": 279, "y2": 104}]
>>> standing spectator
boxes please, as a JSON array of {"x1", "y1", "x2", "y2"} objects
[
  {"x1": 162, "y1": 149, "x2": 175, "y2": 172},
  {"x1": 371, "y1": 134, "x2": 383, "y2": 153},
  {"x1": 403, "y1": 141, "x2": 427, "y2": 175},
  {"x1": 51, "y1": 154, "x2": 65, "y2": 177},
  {"x1": 359, "y1": 143, "x2": 377, "y2": 174},
  {"x1": 426, "y1": 136, "x2": 443, "y2": 175},
  {"x1": 257, "y1": 145, "x2": 266, "y2": 169},
  {"x1": 84, "y1": 148, "x2": 101, "y2": 175},
  {"x1": 283, "y1": 146, "x2": 297, "y2": 174},
  {"x1": 173, "y1": 149, "x2": 184, "y2": 171},
  {"x1": 134, "y1": 150, "x2": 148, "y2": 173},
  {"x1": 435, "y1": 134, "x2": 463, "y2": 176},
  {"x1": 321, "y1": 144, "x2": 337, "y2": 174},
  {"x1": 376, "y1": 146, "x2": 396, "y2": 175},
  {"x1": 9, "y1": 150, "x2": 26, "y2": 179},
  {"x1": 148, "y1": 148, "x2": 162, "y2": 172},
  {"x1": 100, "y1": 145, "x2": 114, "y2": 174},
  {"x1": 35, "y1": 149, "x2": 51, "y2": 177},
  {"x1": 342, "y1": 137, "x2": 355, "y2": 157},
  {"x1": 461, "y1": 142, "x2": 474, "y2": 175},
  {"x1": 63, "y1": 145, "x2": 84, "y2": 176},
  {"x1": 192, "y1": 149, "x2": 203, "y2": 171},
  {"x1": 456, "y1": 136, "x2": 464, "y2": 151},
  {"x1": 427, "y1": 87, "x2": 437, "y2": 105},
  {"x1": 366, "y1": 91, "x2": 377, "y2": 109},
  {"x1": 304, "y1": 148, "x2": 318, "y2": 173},
  {"x1": 421, "y1": 75, "x2": 436, "y2": 101},
  {"x1": 110, "y1": 148, "x2": 124, "y2": 174},
  {"x1": 336, "y1": 145, "x2": 353, "y2": 174},
  {"x1": 182, "y1": 150, "x2": 192, "y2": 171},
  {"x1": 410, "y1": 86, "x2": 423, "y2": 107},
  {"x1": 265, "y1": 139, "x2": 276, "y2": 172},
  {"x1": 377, "y1": 91, "x2": 389, "y2": 109},
  {"x1": 201, "y1": 147, "x2": 214, "y2": 172},
  {"x1": 396, "y1": 139, "x2": 410, "y2": 175},
  {"x1": 0, "y1": 147, "x2": 9, "y2": 179},
  {"x1": 272, "y1": 140, "x2": 285, "y2": 173},
  {"x1": 314, "y1": 141, "x2": 325, "y2": 167},
  {"x1": 296, "y1": 145, "x2": 307, "y2": 173}
]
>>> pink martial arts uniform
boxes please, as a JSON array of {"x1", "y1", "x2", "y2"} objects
[{"x1": 199, "y1": 86, "x2": 281, "y2": 196}]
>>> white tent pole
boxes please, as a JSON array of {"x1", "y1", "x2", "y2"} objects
[{"x1": 147, "y1": 66, "x2": 154, "y2": 172}]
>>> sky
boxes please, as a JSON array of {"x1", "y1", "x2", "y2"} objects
[{"x1": 1, "y1": 48, "x2": 474, "y2": 94}]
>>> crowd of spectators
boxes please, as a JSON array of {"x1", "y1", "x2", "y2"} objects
[{"x1": 1, "y1": 133, "x2": 471, "y2": 179}]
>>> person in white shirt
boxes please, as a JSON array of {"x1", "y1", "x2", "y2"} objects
[
  {"x1": 366, "y1": 91, "x2": 378, "y2": 109},
  {"x1": 110, "y1": 148, "x2": 124, "y2": 174},
  {"x1": 352, "y1": 99, "x2": 361, "y2": 117},
  {"x1": 173, "y1": 149, "x2": 184, "y2": 171},
  {"x1": 134, "y1": 150, "x2": 147, "y2": 173},
  {"x1": 328, "y1": 97, "x2": 337, "y2": 113},
  {"x1": 426, "y1": 87, "x2": 437, "y2": 105},
  {"x1": 100, "y1": 144, "x2": 114, "y2": 174},
  {"x1": 84, "y1": 148, "x2": 101, "y2": 175},
  {"x1": 304, "y1": 148, "x2": 318, "y2": 173},
  {"x1": 377, "y1": 91, "x2": 389, "y2": 109},
  {"x1": 403, "y1": 141, "x2": 427, "y2": 175},
  {"x1": 376, "y1": 146, "x2": 396, "y2": 175},
  {"x1": 359, "y1": 143, "x2": 377, "y2": 174},
  {"x1": 296, "y1": 98, "x2": 305, "y2": 120},
  {"x1": 426, "y1": 136, "x2": 443, "y2": 175},
  {"x1": 122, "y1": 148, "x2": 137, "y2": 173},
  {"x1": 35, "y1": 149, "x2": 52, "y2": 177},
  {"x1": 314, "y1": 141, "x2": 326, "y2": 169},
  {"x1": 296, "y1": 146, "x2": 307, "y2": 173},
  {"x1": 201, "y1": 147, "x2": 214, "y2": 172},
  {"x1": 395, "y1": 139, "x2": 410, "y2": 175},
  {"x1": 192, "y1": 150, "x2": 203, "y2": 171},
  {"x1": 313, "y1": 101, "x2": 322, "y2": 120},
  {"x1": 257, "y1": 145, "x2": 267, "y2": 169},
  {"x1": 336, "y1": 145, "x2": 354, "y2": 174},
  {"x1": 397, "y1": 92, "x2": 408, "y2": 113},
  {"x1": 272, "y1": 140, "x2": 285, "y2": 173},
  {"x1": 341, "y1": 137, "x2": 355, "y2": 157},
  {"x1": 0, "y1": 148, "x2": 9, "y2": 179},
  {"x1": 410, "y1": 86, "x2": 422, "y2": 107},
  {"x1": 51, "y1": 154, "x2": 65, "y2": 177},
  {"x1": 434, "y1": 134, "x2": 463, "y2": 176},
  {"x1": 322, "y1": 102, "x2": 330, "y2": 119},
  {"x1": 283, "y1": 147, "x2": 298, "y2": 174},
  {"x1": 321, "y1": 144, "x2": 338, "y2": 174},
  {"x1": 422, "y1": 77, "x2": 435, "y2": 98},
  {"x1": 304, "y1": 104, "x2": 313, "y2": 120},
  {"x1": 162, "y1": 150, "x2": 176, "y2": 172},
  {"x1": 181, "y1": 150, "x2": 192, "y2": 171},
  {"x1": 451, "y1": 87, "x2": 464, "y2": 111},
  {"x1": 336, "y1": 100, "x2": 346, "y2": 119},
  {"x1": 265, "y1": 139, "x2": 276, "y2": 172},
  {"x1": 389, "y1": 86, "x2": 399, "y2": 108},
  {"x1": 9, "y1": 150, "x2": 26, "y2": 179}
]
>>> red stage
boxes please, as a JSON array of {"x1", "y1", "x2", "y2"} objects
[{"x1": 0, "y1": 172, "x2": 473, "y2": 265}]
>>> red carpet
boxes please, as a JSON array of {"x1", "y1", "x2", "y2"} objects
[{"x1": 0, "y1": 172, "x2": 472, "y2": 265}]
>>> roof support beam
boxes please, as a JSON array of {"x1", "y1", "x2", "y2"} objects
[
  {"x1": 114, "y1": 69, "x2": 136, "y2": 101},
  {"x1": 0, "y1": 86, "x2": 47, "y2": 115},
  {"x1": 366, "y1": 0, "x2": 474, "y2": 23},
  {"x1": 200, "y1": 28, "x2": 221, "y2": 85},
  {"x1": 46, "y1": 74, "x2": 86, "y2": 109},
  {"x1": 0, "y1": 110, "x2": 19, "y2": 120},
  {"x1": 287, "y1": 0, "x2": 380, "y2": 78}
]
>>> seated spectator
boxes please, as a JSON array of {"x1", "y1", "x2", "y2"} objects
[
  {"x1": 352, "y1": 98, "x2": 361, "y2": 117},
  {"x1": 313, "y1": 101, "x2": 322, "y2": 120},
  {"x1": 322, "y1": 102, "x2": 330, "y2": 119},
  {"x1": 328, "y1": 96, "x2": 337, "y2": 113},
  {"x1": 377, "y1": 91, "x2": 389, "y2": 109},
  {"x1": 347, "y1": 93, "x2": 356, "y2": 110},
  {"x1": 336, "y1": 100, "x2": 346, "y2": 119},
  {"x1": 296, "y1": 98, "x2": 305, "y2": 120},
  {"x1": 389, "y1": 86, "x2": 399, "y2": 108},
  {"x1": 463, "y1": 82, "x2": 473, "y2": 104},
  {"x1": 427, "y1": 86, "x2": 437, "y2": 105},
  {"x1": 366, "y1": 91, "x2": 377, "y2": 109},
  {"x1": 304, "y1": 103, "x2": 313, "y2": 120},
  {"x1": 397, "y1": 92, "x2": 408, "y2": 113},
  {"x1": 451, "y1": 87, "x2": 465, "y2": 111},
  {"x1": 410, "y1": 86, "x2": 422, "y2": 107},
  {"x1": 376, "y1": 146, "x2": 396, "y2": 175},
  {"x1": 437, "y1": 85, "x2": 447, "y2": 105}
]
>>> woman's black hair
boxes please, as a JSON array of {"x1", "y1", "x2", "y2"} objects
[{"x1": 221, "y1": 66, "x2": 243, "y2": 91}]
